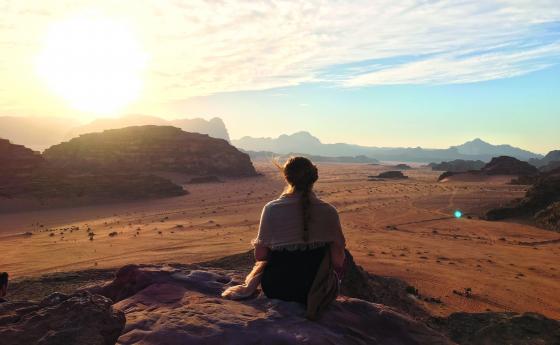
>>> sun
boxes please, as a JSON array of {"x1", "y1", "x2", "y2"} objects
[{"x1": 36, "y1": 13, "x2": 147, "y2": 114}]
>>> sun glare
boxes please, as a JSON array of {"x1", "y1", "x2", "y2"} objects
[{"x1": 36, "y1": 13, "x2": 147, "y2": 114}]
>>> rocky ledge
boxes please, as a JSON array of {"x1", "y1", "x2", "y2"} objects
[
  {"x1": 0, "y1": 292, "x2": 125, "y2": 345},
  {"x1": 89, "y1": 264, "x2": 451, "y2": 345},
  {"x1": 2, "y1": 251, "x2": 559, "y2": 345}
]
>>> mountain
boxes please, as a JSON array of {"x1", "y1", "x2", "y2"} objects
[
  {"x1": 450, "y1": 138, "x2": 538, "y2": 161},
  {"x1": 44, "y1": 125, "x2": 254, "y2": 176},
  {"x1": 529, "y1": 150, "x2": 560, "y2": 170},
  {"x1": 0, "y1": 116, "x2": 79, "y2": 151},
  {"x1": 232, "y1": 132, "x2": 543, "y2": 163},
  {"x1": 0, "y1": 115, "x2": 231, "y2": 152},
  {"x1": 0, "y1": 137, "x2": 185, "y2": 203},
  {"x1": 243, "y1": 150, "x2": 379, "y2": 163},
  {"x1": 69, "y1": 114, "x2": 231, "y2": 141},
  {"x1": 169, "y1": 117, "x2": 230, "y2": 142}
]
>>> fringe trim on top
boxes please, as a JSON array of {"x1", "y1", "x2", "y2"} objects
[{"x1": 270, "y1": 241, "x2": 328, "y2": 251}]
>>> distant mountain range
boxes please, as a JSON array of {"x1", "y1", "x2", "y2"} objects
[
  {"x1": 0, "y1": 115, "x2": 230, "y2": 151},
  {"x1": 232, "y1": 132, "x2": 544, "y2": 163},
  {"x1": 0, "y1": 116, "x2": 550, "y2": 163},
  {"x1": 243, "y1": 150, "x2": 379, "y2": 164}
]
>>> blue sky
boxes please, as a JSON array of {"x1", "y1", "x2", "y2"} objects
[
  {"x1": 1, "y1": 1, "x2": 559, "y2": 153},
  {"x1": 170, "y1": 60, "x2": 559, "y2": 154}
]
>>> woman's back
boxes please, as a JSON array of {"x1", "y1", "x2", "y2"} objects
[{"x1": 253, "y1": 192, "x2": 345, "y2": 251}]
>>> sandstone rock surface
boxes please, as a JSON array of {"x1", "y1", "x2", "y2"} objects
[
  {"x1": 91, "y1": 264, "x2": 452, "y2": 345},
  {"x1": 0, "y1": 292, "x2": 125, "y2": 345}
]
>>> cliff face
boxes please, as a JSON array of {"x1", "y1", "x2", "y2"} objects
[
  {"x1": 481, "y1": 156, "x2": 538, "y2": 176},
  {"x1": 0, "y1": 137, "x2": 186, "y2": 202},
  {"x1": 0, "y1": 138, "x2": 43, "y2": 179},
  {"x1": 486, "y1": 170, "x2": 560, "y2": 229},
  {"x1": 44, "y1": 126, "x2": 255, "y2": 177},
  {"x1": 429, "y1": 159, "x2": 485, "y2": 172}
]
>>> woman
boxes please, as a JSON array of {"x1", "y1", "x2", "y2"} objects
[
  {"x1": 255, "y1": 157, "x2": 346, "y2": 316},
  {"x1": 222, "y1": 157, "x2": 346, "y2": 318}
]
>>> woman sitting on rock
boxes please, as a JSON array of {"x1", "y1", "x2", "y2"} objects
[{"x1": 223, "y1": 157, "x2": 346, "y2": 319}]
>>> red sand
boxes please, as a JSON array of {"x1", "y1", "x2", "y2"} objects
[{"x1": 1, "y1": 162, "x2": 559, "y2": 318}]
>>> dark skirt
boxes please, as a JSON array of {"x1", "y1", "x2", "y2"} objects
[{"x1": 261, "y1": 245, "x2": 327, "y2": 305}]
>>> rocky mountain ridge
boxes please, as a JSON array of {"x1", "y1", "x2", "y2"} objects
[
  {"x1": 0, "y1": 115, "x2": 230, "y2": 151},
  {"x1": 43, "y1": 126, "x2": 255, "y2": 177},
  {"x1": 233, "y1": 132, "x2": 543, "y2": 162},
  {"x1": 1, "y1": 126, "x2": 255, "y2": 207}
]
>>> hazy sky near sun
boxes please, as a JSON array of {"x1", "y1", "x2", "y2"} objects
[{"x1": 0, "y1": 1, "x2": 559, "y2": 153}]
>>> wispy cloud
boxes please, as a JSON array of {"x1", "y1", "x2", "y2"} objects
[
  {"x1": 344, "y1": 43, "x2": 560, "y2": 86},
  {"x1": 0, "y1": 0, "x2": 559, "y2": 109}
]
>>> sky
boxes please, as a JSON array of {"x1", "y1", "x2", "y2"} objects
[{"x1": 0, "y1": 1, "x2": 559, "y2": 153}]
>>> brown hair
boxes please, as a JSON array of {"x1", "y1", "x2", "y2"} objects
[{"x1": 277, "y1": 156, "x2": 318, "y2": 242}]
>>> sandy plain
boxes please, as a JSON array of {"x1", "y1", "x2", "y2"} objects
[{"x1": 1, "y1": 162, "x2": 559, "y2": 318}]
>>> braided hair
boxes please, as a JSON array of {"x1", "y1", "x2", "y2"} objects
[{"x1": 279, "y1": 157, "x2": 318, "y2": 242}]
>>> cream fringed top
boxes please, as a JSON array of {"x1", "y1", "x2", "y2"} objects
[{"x1": 251, "y1": 192, "x2": 346, "y2": 251}]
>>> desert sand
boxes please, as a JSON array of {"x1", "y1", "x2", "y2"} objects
[{"x1": 1, "y1": 162, "x2": 559, "y2": 319}]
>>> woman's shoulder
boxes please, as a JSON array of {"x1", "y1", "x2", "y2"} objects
[
  {"x1": 311, "y1": 196, "x2": 339, "y2": 214},
  {"x1": 263, "y1": 194, "x2": 297, "y2": 209}
]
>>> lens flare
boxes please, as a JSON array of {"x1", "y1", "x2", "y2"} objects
[{"x1": 454, "y1": 210, "x2": 463, "y2": 219}]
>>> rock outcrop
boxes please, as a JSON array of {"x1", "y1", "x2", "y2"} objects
[
  {"x1": 0, "y1": 138, "x2": 43, "y2": 179},
  {"x1": 429, "y1": 160, "x2": 485, "y2": 172},
  {"x1": 88, "y1": 263, "x2": 450, "y2": 345},
  {"x1": 438, "y1": 156, "x2": 539, "y2": 183},
  {"x1": 0, "y1": 292, "x2": 125, "y2": 345},
  {"x1": 430, "y1": 312, "x2": 560, "y2": 345},
  {"x1": 486, "y1": 172, "x2": 560, "y2": 230},
  {"x1": 535, "y1": 201, "x2": 560, "y2": 231},
  {"x1": 44, "y1": 126, "x2": 256, "y2": 177},
  {"x1": 370, "y1": 171, "x2": 408, "y2": 179},
  {"x1": 390, "y1": 163, "x2": 412, "y2": 170},
  {"x1": 480, "y1": 156, "x2": 538, "y2": 176},
  {"x1": 0, "y1": 138, "x2": 185, "y2": 201}
]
